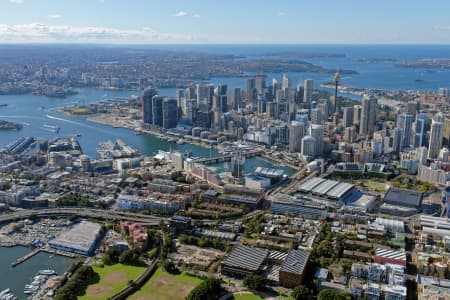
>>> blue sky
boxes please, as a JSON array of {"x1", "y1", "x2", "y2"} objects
[{"x1": 1, "y1": 0, "x2": 450, "y2": 44}]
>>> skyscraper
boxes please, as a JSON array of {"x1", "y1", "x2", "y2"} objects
[
  {"x1": 353, "y1": 105, "x2": 362, "y2": 125},
  {"x1": 301, "y1": 136, "x2": 316, "y2": 159},
  {"x1": 428, "y1": 119, "x2": 444, "y2": 159},
  {"x1": 289, "y1": 121, "x2": 305, "y2": 153},
  {"x1": 255, "y1": 74, "x2": 266, "y2": 94},
  {"x1": 141, "y1": 88, "x2": 158, "y2": 125},
  {"x1": 359, "y1": 95, "x2": 377, "y2": 137},
  {"x1": 342, "y1": 106, "x2": 354, "y2": 128},
  {"x1": 282, "y1": 74, "x2": 291, "y2": 90},
  {"x1": 392, "y1": 127, "x2": 403, "y2": 154},
  {"x1": 246, "y1": 78, "x2": 256, "y2": 104},
  {"x1": 414, "y1": 113, "x2": 428, "y2": 147},
  {"x1": 162, "y1": 98, "x2": 178, "y2": 129},
  {"x1": 303, "y1": 79, "x2": 313, "y2": 104},
  {"x1": 310, "y1": 108, "x2": 323, "y2": 125},
  {"x1": 152, "y1": 95, "x2": 165, "y2": 127},
  {"x1": 230, "y1": 87, "x2": 242, "y2": 110},
  {"x1": 396, "y1": 113, "x2": 414, "y2": 148},
  {"x1": 309, "y1": 124, "x2": 324, "y2": 157}
]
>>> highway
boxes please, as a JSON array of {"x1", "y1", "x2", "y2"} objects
[{"x1": 0, "y1": 208, "x2": 167, "y2": 225}]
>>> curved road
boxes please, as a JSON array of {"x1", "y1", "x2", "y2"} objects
[{"x1": 0, "y1": 208, "x2": 167, "y2": 225}]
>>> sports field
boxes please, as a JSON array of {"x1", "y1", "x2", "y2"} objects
[
  {"x1": 129, "y1": 268, "x2": 202, "y2": 300},
  {"x1": 78, "y1": 264, "x2": 145, "y2": 300}
]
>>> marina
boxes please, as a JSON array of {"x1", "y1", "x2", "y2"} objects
[{"x1": 0, "y1": 247, "x2": 74, "y2": 299}]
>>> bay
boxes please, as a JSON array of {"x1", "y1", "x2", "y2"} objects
[{"x1": 0, "y1": 247, "x2": 73, "y2": 300}]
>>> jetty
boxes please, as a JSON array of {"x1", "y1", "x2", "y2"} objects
[{"x1": 11, "y1": 247, "x2": 76, "y2": 267}]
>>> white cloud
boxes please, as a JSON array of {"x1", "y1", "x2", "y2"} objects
[
  {"x1": 434, "y1": 25, "x2": 450, "y2": 31},
  {"x1": 277, "y1": 11, "x2": 285, "y2": 17},
  {"x1": 48, "y1": 14, "x2": 62, "y2": 19},
  {"x1": 0, "y1": 23, "x2": 204, "y2": 43},
  {"x1": 193, "y1": 14, "x2": 200, "y2": 18},
  {"x1": 9, "y1": 0, "x2": 23, "y2": 4},
  {"x1": 174, "y1": 11, "x2": 188, "y2": 17}
]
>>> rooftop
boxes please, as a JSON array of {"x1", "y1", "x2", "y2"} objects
[
  {"x1": 222, "y1": 245, "x2": 268, "y2": 272},
  {"x1": 280, "y1": 249, "x2": 310, "y2": 275},
  {"x1": 49, "y1": 221, "x2": 101, "y2": 253},
  {"x1": 384, "y1": 187, "x2": 423, "y2": 208}
]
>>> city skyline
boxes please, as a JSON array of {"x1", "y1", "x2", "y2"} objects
[{"x1": 1, "y1": 0, "x2": 450, "y2": 44}]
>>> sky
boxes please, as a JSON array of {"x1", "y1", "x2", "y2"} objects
[{"x1": 1, "y1": 0, "x2": 450, "y2": 44}]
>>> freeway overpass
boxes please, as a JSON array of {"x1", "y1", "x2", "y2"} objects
[{"x1": 0, "y1": 208, "x2": 167, "y2": 226}]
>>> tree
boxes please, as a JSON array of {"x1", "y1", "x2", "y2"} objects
[
  {"x1": 243, "y1": 274, "x2": 265, "y2": 291},
  {"x1": 185, "y1": 277, "x2": 221, "y2": 300},
  {"x1": 119, "y1": 249, "x2": 141, "y2": 266},
  {"x1": 292, "y1": 285, "x2": 310, "y2": 300},
  {"x1": 317, "y1": 289, "x2": 351, "y2": 300}
]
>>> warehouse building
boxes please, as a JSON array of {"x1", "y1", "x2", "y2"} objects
[
  {"x1": 383, "y1": 187, "x2": 423, "y2": 209},
  {"x1": 279, "y1": 249, "x2": 310, "y2": 288},
  {"x1": 49, "y1": 221, "x2": 102, "y2": 256},
  {"x1": 379, "y1": 187, "x2": 423, "y2": 217},
  {"x1": 221, "y1": 245, "x2": 268, "y2": 277},
  {"x1": 297, "y1": 177, "x2": 356, "y2": 203}
]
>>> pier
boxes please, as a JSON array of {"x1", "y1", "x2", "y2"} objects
[
  {"x1": 11, "y1": 248, "x2": 41, "y2": 267},
  {"x1": 11, "y1": 247, "x2": 76, "y2": 267}
]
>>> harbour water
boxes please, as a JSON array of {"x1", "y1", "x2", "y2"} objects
[
  {"x1": 0, "y1": 88, "x2": 295, "y2": 175},
  {"x1": 0, "y1": 247, "x2": 73, "y2": 299}
]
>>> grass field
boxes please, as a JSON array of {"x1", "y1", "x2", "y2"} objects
[
  {"x1": 78, "y1": 264, "x2": 145, "y2": 300},
  {"x1": 129, "y1": 268, "x2": 202, "y2": 300},
  {"x1": 233, "y1": 294, "x2": 264, "y2": 300},
  {"x1": 362, "y1": 181, "x2": 388, "y2": 192}
]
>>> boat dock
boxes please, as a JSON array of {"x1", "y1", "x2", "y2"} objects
[
  {"x1": 11, "y1": 248, "x2": 41, "y2": 267},
  {"x1": 11, "y1": 247, "x2": 76, "y2": 267}
]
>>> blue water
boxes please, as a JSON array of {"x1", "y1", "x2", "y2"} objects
[
  {"x1": 0, "y1": 247, "x2": 73, "y2": 299},
  {"x1": 0, "y1": 88, "x2": 295, "y2": 175},
  {"x1": 129, "y1": 44, "x2": 450, "y2": 92},
  {"x1": 1, "y1": 45, "x2": 449, "y2": 175}
]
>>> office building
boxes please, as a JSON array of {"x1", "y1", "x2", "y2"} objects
[
  {"x1": 353, "y1": 105, "x2": 362, "y2": 125},
  {"x1": 255, "y1": 74, "x2": 266, "y2": 94},
  {"x1": 246, "y1": 78, "x2": 256, "y2": 104},
  {"x1": 282, "y1": 73, "x2": 291, "y2": 90},
  {"x1": 289, "y1": 121, "x2": 305, "y2": 153},
  {"x1": 162, "y1": 98, "x2": 178, "y2": 129},
  {"x1": 396, "y1": 113, "x2": 413, "y2": 148},
  {"x1": 141, "y1": 88, "x2": 158, "y2": 125},
  {"x1": 230, "y1": 87, "x2": 242, "y2": 110},
  {"x1": 303, "y1": 79, "x2": 313, "y2": 104},
  {"x1": 310, "y1": 124, "x2": 324, "y2": 157},
  {"x1": 310, "y1": 108, "x2": 323, "y2": 125},
  {"x1": 414, "y1": 113, "x2": 428, "y2": 147},
  {"x1": 360, "y1": 95, "x2": 377, "y2": 137},
  {"x1": 428, "y1": 119, "x2": 444, "y2": 159},
  {"x1": 343, "y1": 106, "x2": 354, "y2": 128},
  {"x1": 152, "y1": 95, "x2": 165, "y2": 127},
  {"x1": 301, "y1": 136, "x2": 316, "y2": 159}
]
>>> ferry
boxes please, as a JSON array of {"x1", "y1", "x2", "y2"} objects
[{"x1": 43, "y1": 124, "x2": 60, "y2": 133}]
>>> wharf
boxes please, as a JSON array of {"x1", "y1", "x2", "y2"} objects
[{"x1": 11, "y1": 247, "x2": 76, "y2": 267}]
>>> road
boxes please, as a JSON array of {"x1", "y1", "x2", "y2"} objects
[{"x1": 0, "y1": 207, "x2": 167, "y2": 225}]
